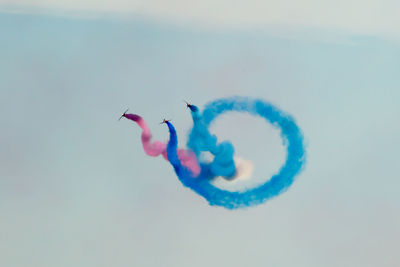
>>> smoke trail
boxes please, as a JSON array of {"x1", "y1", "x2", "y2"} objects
[
  {"x1": 123, "y1": 113, "x2": 200, "y2": 176},
  {"x1": 187, "y1": 104, "x2": 236, "y2": 178},
  {"x1": 165, "y1": 96, "x2": 306, "y2": 209}
]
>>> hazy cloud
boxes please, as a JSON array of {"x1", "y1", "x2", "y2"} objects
[{"x1": 1, "y1": 0, "x2": 400, "y2": 39}]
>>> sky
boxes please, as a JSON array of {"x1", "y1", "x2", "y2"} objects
[{"x1": 0, "y1": 1, "x2": 399, "y2": 267}]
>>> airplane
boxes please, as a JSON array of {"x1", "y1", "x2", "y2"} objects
[
  {"x1": 160, "y1": 118, "x2": 171, "y2": 124},
  {"x1": 118, "y1": 108, "x2": 129, "y2": 121},
  {"x1": 184, "y1": 100, "x2": 192, "y2": 109}
]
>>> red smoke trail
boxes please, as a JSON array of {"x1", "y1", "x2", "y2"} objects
[{"x1": 123, "y1": 113, "x2": 201, "y2": 176}]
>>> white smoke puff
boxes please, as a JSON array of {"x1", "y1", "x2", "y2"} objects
[
  {"x1": 230, "y1": 157, "x2": 254, "y2": 181},
  {"x1": 199, "y1": 153, "x2": 254, "y2": 181},
  {"x1": 210, "y1": 157, "x2": 254, "y2": 191}
]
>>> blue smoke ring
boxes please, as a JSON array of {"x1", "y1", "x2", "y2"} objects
[{"x1": 170, "y1": 97, "x2": 306, "y2": 209}]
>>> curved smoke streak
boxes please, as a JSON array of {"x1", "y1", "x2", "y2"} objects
[
  {"x1": 123, "y1": 113, "x2": 200, "y2": 176},
  {"x1": 186, "y1": 104, "x2": 236, "y2": 178}
]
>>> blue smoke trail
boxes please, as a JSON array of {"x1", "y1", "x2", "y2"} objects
[
  {"x1": 186, "y1": 104, "x2": 236, "y2": 178},
  {"x1": 166, "y1": 96, "x2": 306, "y2": 209}
]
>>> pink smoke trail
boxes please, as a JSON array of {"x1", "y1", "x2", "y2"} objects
[{"x1": 123, "y1": 113, "x2": 200, "y2": 176}]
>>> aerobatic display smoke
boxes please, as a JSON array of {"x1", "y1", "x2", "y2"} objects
[
  {"x1": 187, "y1": 104, "x2": 236, "y2": 178},
  {"x1": 122, "y1": 96, "x2": 306, "y2": 209},
  {"x1": 122, "y1": 113, "x2": 201, "y2": 176}
]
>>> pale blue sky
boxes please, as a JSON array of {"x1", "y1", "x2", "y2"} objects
[{"x1": 0, "y1": 7, "x2": 399, "y2": 267}]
